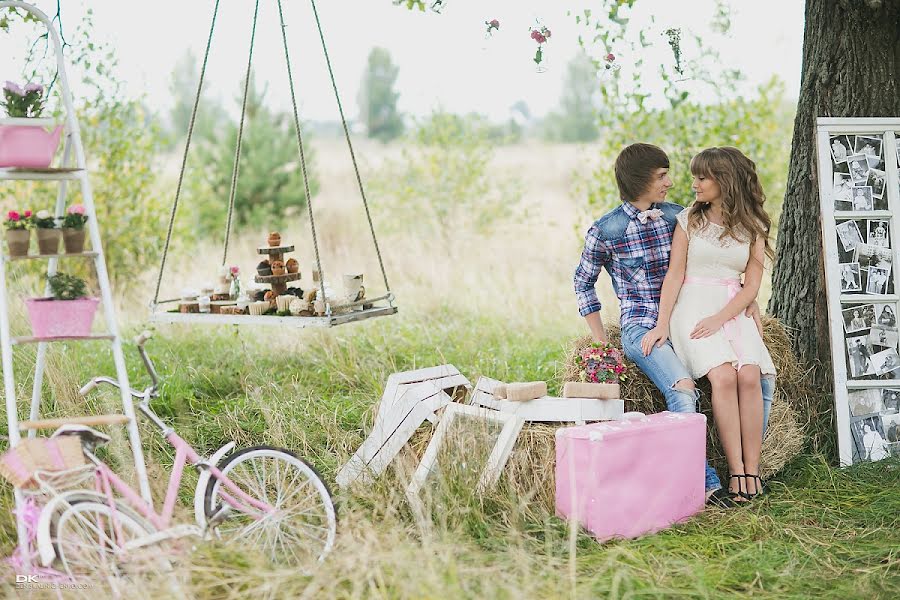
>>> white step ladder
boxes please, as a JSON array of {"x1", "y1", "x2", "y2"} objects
[{"x1": 0, "y1": 1, "x2": 152, "y2": 567}]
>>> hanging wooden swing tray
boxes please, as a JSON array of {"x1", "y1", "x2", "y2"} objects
[
  {"x1": 150, "y1": 305, "x2": 397, "y2": 328},
  {"x1": 255, "y1": 273, "x2": 301, "y2": 284},
  {"x1": 257, "y1": 245, "x2": 294, "y2": 255}
]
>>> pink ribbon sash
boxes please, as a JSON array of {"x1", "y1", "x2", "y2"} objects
[{"x1": 682, "y1": 276, "x2": 749, "y2": 368}]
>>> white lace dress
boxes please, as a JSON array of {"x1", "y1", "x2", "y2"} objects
[{"x1": 669, "y1": 211, "x2": 777, "y2": 379}]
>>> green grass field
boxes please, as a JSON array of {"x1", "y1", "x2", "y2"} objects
[{"x1": 1, "y1": 309, "x2": 897, "y2": 599}]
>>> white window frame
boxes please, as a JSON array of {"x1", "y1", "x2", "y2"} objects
[{"x1": 817, "y1": 117, "x2": 900, "y2": 466}]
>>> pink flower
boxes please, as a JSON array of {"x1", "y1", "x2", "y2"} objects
[
  {"x1": 605, "y1": 53, "x2": 616, "y2": 62},
  {"x1": 7, "y1": 210, "x2": 19, "y2": 221},
  {"x1": 544, "y1": 29, "x2": 551, "y2": 38},
  {"x1": 24, "y1": 83, "x2": 43, "y2": 94},
  {"x1": 67, "y1": 204, "x2": 86, "y2": 215},
  {"x1": 534, "y1": 33, "x2": 546, "y2": 44},
  {"x1": 23, "y1": 210, "x2": 32, "y2": 218},
  {"x1": 230, "y1": 265, "x2": 240, "y2": 276},
  {"x1": 490, "y1": 19, "x2": 499, "y2": 28},
  {"x1": 4, "y1": 81, "x2": 25, "y2": 96}
]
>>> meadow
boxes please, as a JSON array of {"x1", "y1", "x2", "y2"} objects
[{"x1": 0, "y1": 139, "x2": 898, "y2": 599}]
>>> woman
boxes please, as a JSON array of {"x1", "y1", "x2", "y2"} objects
[
  {"x1": 641, "y1": 147, "x2": 776, "y2": 506},
  {"x1": 879, "y1": 305, "x2": 896, "y2": 326},
  {"x1": 862, "y1": 422, "x2": 889, "y2": 461},
  {"x1": 850, "y1": 309, "x2": 867, "y2": 331}
]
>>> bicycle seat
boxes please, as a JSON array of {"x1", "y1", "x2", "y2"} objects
[{"x1": 51, "y1": 425, "x2": 111, "y2": 449}]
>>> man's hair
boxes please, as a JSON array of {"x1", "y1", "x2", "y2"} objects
[{"x1": 614, "y1": 143, "x2": 670, "y2": 202}]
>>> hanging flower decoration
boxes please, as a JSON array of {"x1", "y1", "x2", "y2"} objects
[
  {"x1": 485, "y1": 18, "x2": 500, "y2": 37},
  {"x1": 529, "y1": 24, "x2": 552, "y2": 70},
  {"x1": 574, "y1": 342, "x2": 628, "y2": 384}
]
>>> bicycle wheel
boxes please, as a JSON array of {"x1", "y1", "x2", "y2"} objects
[
  {"x1": 203, "y1": 446, "x2": 337, "y2": 568},
  {"x1": 50, "y1": 495, "x2": 159, "y2": 579}
]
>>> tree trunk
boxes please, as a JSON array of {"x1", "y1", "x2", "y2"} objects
[{"x1": 768, "y1": 0, "x2": 900, "y2": 388}]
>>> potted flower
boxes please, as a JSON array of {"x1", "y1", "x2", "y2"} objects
[
  {"x1": 60, "y1": 204, "x2": 88, "y2": 254},
  {"x1": 33, "y1": 210, "x2": 60, "y2": 255},
  {"x1": 4, "y1": 209, "x2": 32, "y2": 257},
  {"x1": 0, "y1": 81, "x2": 63, "y2": 169},
  {"x1": 563, "y1": 342, "x2": 627, "y2": 399},
  {"x1": 25, "y1": 272, "x2": 100, "y2": 338}
]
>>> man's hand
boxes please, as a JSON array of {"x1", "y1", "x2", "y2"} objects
[
  {"x1": 640, "y1": 325, "x2": 669, "y2": 356},
  {"x1": 745, "y1": 300, "x2": 764, "y2": 337},
  {"x1": 691, "y1": 315, "x2": 726, "y2": 339}
]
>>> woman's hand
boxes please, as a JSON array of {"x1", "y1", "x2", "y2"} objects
[
  {"x1": 641, "y1": 325, "x2": 669, "y2": 356},
  {"x1": 690, "y1": 315, "x2": 726, "y2": 339}
]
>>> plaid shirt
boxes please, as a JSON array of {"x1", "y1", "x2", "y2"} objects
[{"x1": 574, "y1": 201, "x2": 682, "y2": 329}]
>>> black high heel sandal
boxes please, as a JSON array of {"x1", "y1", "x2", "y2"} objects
[
  {"x1": 706, "y1": 474, "x2": 749, "y2": 507},
  {"x1": 743, "y1": 474, "x2": 765, "y2": 500}
]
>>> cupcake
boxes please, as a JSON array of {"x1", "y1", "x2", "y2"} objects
[
  {"x1": 268, "y1": 231, "x2": 281, "y2": 247},
  {"x1": 264, "y1": 290, "x2": 276, "y2": 302},
  {"x1": 271, "y1": 260, "x2": 285, "y2": 276},
  {"x1": 287, "y1": 286, "x2": 304, "y2": 297},
  {"x1": 251, "y1": 289, "x2": 267, "y2": 302},
  {"x1": 256, "y1": 260, "x2": 272, "y2": 276},
  {"x1": 276, "y1": 295, "x2": 293, "y2": 312},
  {"x1": 249, "y1": 301, "x2": 269, "y2": 316},
  {"x1": 289, "y1": 298, "x2": 309, "y2": 316},
  {"x1": 285, "y1": 258, "x2": 299, "y2": 274}
]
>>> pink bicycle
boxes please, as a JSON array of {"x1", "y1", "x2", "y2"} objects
[{"x1": 33, "y1": 332, "x2": 337, "y2": 578}]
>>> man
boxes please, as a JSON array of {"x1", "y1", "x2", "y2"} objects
[{"x1": 573, "y1": 143, "x2": 775, "y2": 503}]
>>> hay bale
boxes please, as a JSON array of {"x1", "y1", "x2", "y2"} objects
[{"x1": 560, "y1": 315, "x2": 815, "y2": 478}]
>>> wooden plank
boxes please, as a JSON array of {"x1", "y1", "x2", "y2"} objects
[
  {"x1": 0, "y1": 168, "x2": 83, "y2": 181},
  {"x1": 0, "y1": 117, "x2": 57, "y2": 126},
  {"x1": 4, "y1": 252, "x2": 98, "y2": 262},
  {"x1": 20, "y1": 414, "x2": 129, "y2": 430},
  {"x1": 470, "y1": 394, "x2": 624, "y2": 422}
]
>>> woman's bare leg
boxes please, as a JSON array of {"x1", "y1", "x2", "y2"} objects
[
  {"x1": 707, "y1": 363, "x2": 744, "y2": 497},
  {"x1": 737, "y1": 364, "x2": 764, "y2": 495}
]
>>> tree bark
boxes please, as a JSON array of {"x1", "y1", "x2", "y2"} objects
[{"x1": 769, "y1": 0, "x2": 900, "y2": 387}]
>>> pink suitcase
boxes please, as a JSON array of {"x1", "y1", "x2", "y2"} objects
[{"x1": 555, "y1": 412, "x2": 706, "y2": 541}]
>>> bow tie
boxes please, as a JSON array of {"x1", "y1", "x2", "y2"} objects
[{"x1": 637, "y1": 208, "x2": 663, "y2": 224}]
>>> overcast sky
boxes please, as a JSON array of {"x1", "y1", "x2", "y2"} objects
[{"x1": 2, "y1": 1, "x2": 804, "y2": 122}]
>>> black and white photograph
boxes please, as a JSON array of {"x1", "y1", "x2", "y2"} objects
[
  {"x1": 851, "y1": 415, "x2": 890, "y2": 462},
  {"x1": 848, "y1": 388, "x2": 884, "y2": 417},
  {"x1": 854, "y1": 135, "x2": 882, "y2": 159},
  {"x1": 883, "y1": 412, "x2": 900, "y2": 443},
  {"x1": 866, "y1": 266, "x2": 890, "y2": 295},
  {"x1": 847, "y1": 335, "x2": 875, "y2": 378},
  {"x1": 833, "y1": 173, "x2": 853, "y2": 209},
  {"x1": 837, "y1": 220, "x2": 864, "y2": 252},
  {"x1": 876, "y1": 304, "x2": 897, "y2": 326},
  {"x1": 850, "y1": 186, "x2": 874, "y2": 211},
  {"x1": 847, "y1": 154, "x2": 870, "y2": 184},
  {"x1": 867, "y1": 220, "x2": 889, "y2": 248},
  {"x1": 866, "y1": 169, "x2": 886, "y2": 199},
  {"x1": 830, "y1": 134, "x2": 853, "y2": 164},
  {"x1": 872, "y1": 348, "x2": 900, "y2": 376},
  {"x1": 883, "y1": 388, "x2": 900, "y2": 412},
  {"x1": 842, "y1": 305, "x2": 874, "y2": 332},
  {"x1": 868, "y1": 325, "x2": 898, "y2": 350},
  {"x1": 866, "y1": 154, "x2": 885, "y2": 173},
  {"x1": 840, "y1": 262, "x2": 862, "y2": 292},
  {"x1": 854, "y1": 243, "x2": 892, "y2": 272}
]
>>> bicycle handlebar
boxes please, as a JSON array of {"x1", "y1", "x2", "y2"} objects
[{"x1": 134, "y1": 330, "x2": 153, "y2": 346}]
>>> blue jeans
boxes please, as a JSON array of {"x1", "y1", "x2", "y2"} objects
[{"x1": 621, "y1": 324, "x2": 774, "y2": 491}]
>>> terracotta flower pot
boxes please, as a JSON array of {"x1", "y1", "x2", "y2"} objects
[
  {"x1": 35, "y1": 228, "x2": 61, "y2": 255},
  {"x1": 5, "y1": 229, "x2": 30, "y2": 257},
  {"x1": 562, "y1": 381, "x2": 620, "y2": 400},
  {"x1": 62, "y1": 228, "x2": 86, "y2": 254}
]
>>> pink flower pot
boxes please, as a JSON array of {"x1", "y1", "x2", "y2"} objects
[
  {"x1": 0, "y1": 125, "x2": 63, "y2": 169},
  {"x1": 25, "y1": 297, "x2": 100, "y2": 338}
]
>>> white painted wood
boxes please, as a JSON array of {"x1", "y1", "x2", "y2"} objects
[
  {"x1": 469, "y1": 377, "x2": 624, "y2": 422},
  {"x1": 816, "y1": 118, "x2": 900, "y2": 466},
  {"x1": 150, "y1": 305, "x2": 397, "y2": 327},
  {"x1": 0, "y1": 117, "x2": 57, "y2": 126},
  {"x1": 406, "y1": 403, "x2": 524, "y2": 502},
  {"x1": 0, "y1": 167, "x2": 84, "y2": 181}
]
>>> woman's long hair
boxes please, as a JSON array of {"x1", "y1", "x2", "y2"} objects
[{"x1": 688, "y1": 147, "x2": 775, "y2": 262}]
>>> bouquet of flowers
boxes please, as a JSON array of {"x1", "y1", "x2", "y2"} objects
[
  {"x1": 575, "y1": 342, "x2": 627, "y2": 384},
  {"x1": 62, "y1": 204, "x2": 88, "y2": 229},
  {"x1": 529, "y1": 24, "x2": 552, "y2": 69},
  {"x1": 2, "y1": 81, "x2": 46, "y2": 118}
]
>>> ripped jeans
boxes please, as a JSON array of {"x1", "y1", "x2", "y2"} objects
[{"x1": 621, "y1": 324, "x2": 773, "y2": 492}]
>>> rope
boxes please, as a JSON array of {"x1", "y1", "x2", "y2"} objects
[
  {"x1": 153, "y1": 0, "x2": 221, "y2": 306},
  {"x1": 223, "y1": 0, "x2": 261, "y2": 265},
  {"x1": 308, "y1": 0, "x2": 393, "y2": 298},
  {"x1": 276, "y1": 0, "x2": 327, "y2": 309}
]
